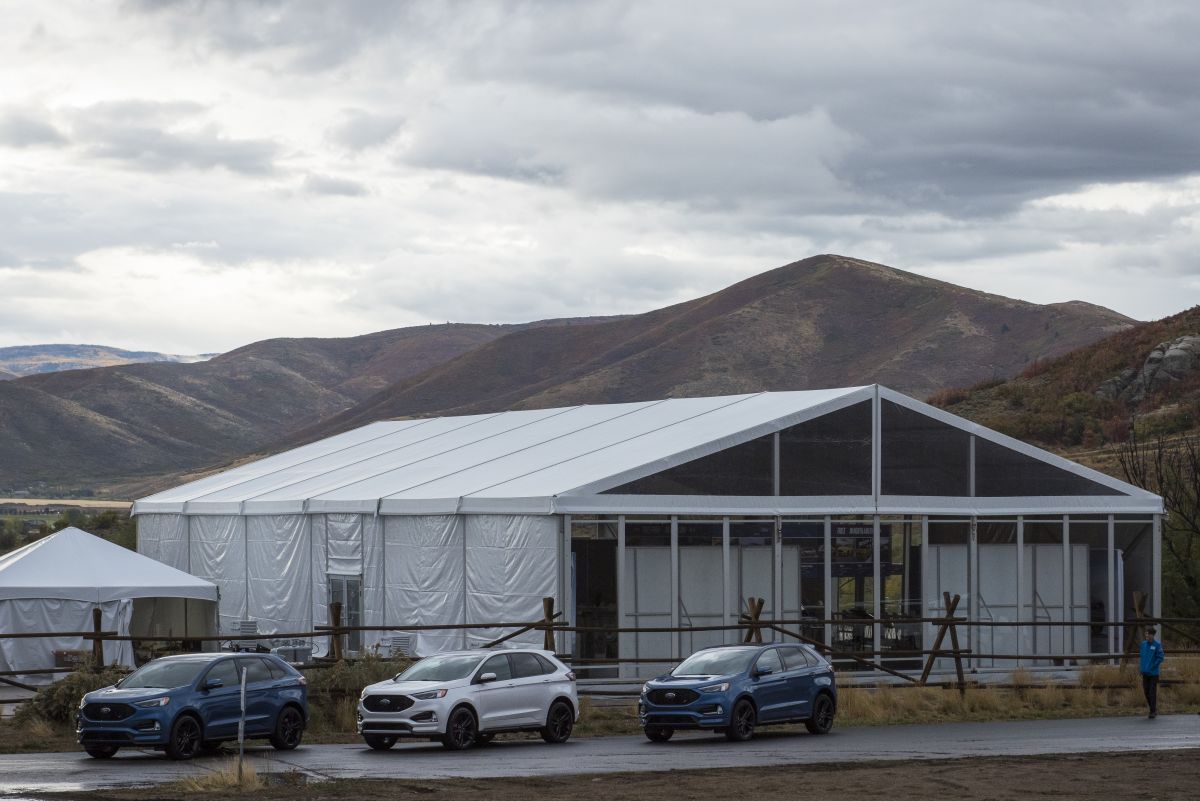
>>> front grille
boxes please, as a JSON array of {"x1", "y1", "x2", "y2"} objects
[
  {"x1": 81, "y1": 731, "x2": 134, "y2": 744},
  {"x1": 363, "y1": 721, "x2": 412, "y2": 732},
  {"x1": 644, "y1": 714, "x2": 693, "y2": 726},
  {"x1": 647, "y1": 688, "x2": 699, "y2": 706},
  {"x1": 363, "y1": 695, "x2": 414, "y2": 713},
  {"x1": 82, "y1": 703, "x2": 135, "y2": 721}
]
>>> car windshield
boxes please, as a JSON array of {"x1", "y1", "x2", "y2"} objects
[
  {"x1": 119, "y1": 660, "x2": 208, "y2": 690},
  {"x1": 671, "y1": 648, "x2": 757, "y2": 677},
  {"x1": 396, "y1": 654, "x2": 483, "y2": 683}
]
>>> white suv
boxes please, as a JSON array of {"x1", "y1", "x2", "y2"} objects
[{"x1": 357, "y1": 648, "x2": 579, "y2": 750}]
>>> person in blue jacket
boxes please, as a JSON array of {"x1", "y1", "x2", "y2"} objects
[{"x1": 1139, "y1": 626, "x2": 1166, "y2": 718}]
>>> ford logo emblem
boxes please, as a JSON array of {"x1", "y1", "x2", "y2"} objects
[
  {"x1": 101, "y1": 707, "x2": 111, "y2": 715},
  {"x1": 381, "y1": 698, "x2": 391, "y2": 706},
  {"x1": 665, "y1": 692, "x2": 676, "y2": 700}
]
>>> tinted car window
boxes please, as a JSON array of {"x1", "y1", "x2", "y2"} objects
[
  {"x1": 265, "y1": 658, "x2": 293, "y2": 680},
  {"x1": 803, "y1": 648, "x2": 822, "y2": 668},
  {"x1": 780, "y1": 647, "x2": 808, "y2": 671},
  {"x1": 480, "y1": 654, "x2": 514, "y2": 681},
  {"x1": 202, "y1": 659, "x2": 239, "y2": 688},
  {"x1": 239, "y1": 657, "x2": 273, "y2": 684},
  {"x1": 534, "y1": 654, "x2": 559, "y2": 674},
  {"x1": 755, "y1": 649, "x2": 783, "y2": 674},
  {"x1": 510, "y1": 652, "x2": 545, "y2": 679},
  {"x1": 120, "y1": 659, "x2": 208, "y2": 689}
]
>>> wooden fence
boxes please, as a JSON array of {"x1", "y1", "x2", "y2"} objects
[{"x1": 3, "y1": 595, "x2": 1198, "y2": 698}]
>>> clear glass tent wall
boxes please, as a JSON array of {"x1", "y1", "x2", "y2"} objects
[{"x1": 567, "y1": 513, "x2": 1158, "y2": 677}]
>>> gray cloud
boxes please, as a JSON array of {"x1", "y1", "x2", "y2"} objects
[
  {"x1": 328, "y1": 108, "x2": 404, "y2": 150},
  {"x1": 66, "y1": 101, "x2": 280, "y2": 174},
  {"x1": 302, "y1": 173, "x2": 368, "y2": 196},
  {"x1": 0, "y1": 108, "x2": 67, "y2": 148}
]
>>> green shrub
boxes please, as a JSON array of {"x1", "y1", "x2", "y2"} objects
[{"x1": 16, "y1": 665, "x2": 129, "y2": 724}]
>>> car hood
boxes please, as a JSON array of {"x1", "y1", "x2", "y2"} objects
[
  {"x1": 647, "y1": 673, "x2": 737, "y2": 688},
  {"x1": 362, "y1": 677, "x2": 469, "y2": 695},
  {"x1": 84, "y1": 685, "x2": 178, "y2": 703}
]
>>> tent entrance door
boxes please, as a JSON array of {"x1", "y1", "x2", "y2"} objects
[{"x1": 329, "y1": 575, "x2": 363, "y2": 654}]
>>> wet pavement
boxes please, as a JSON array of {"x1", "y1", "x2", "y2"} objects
[{"x1": 1, "y1": 714, "x2": 1196, "y2": 795}]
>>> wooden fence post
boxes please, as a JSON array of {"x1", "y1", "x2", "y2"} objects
[
  {"x1": 919, "y1": 592, "x2": 962, "y2": 687},
  {"x1": 91, "y1": 607, "x2": 104, "y2": 670},
  {"x1": 741, "y1": 597, "x2": 765, "y2": 643},
  {"x1": 943, "y1": 592, "x2": 967, "y2": 696},
  {"x1": 1123, "y1": 592, "x2": 1148, "y2": 658},
  {"x1": 329, "y1": 601, "x2": 343, "y2": 661},
  {"x1": 542, "y1": 597, "x2": 557, "y2": 652}
]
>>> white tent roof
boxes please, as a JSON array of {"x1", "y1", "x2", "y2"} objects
[
  {"x1": 0, "y1": 527, "x2": 219, "y2": 603},
  {"x1": 133, "y1": 386, "x2": 1161, "y2": 517}
]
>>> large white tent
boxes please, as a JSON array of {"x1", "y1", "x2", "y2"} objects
[
  {"x1": 134, "y1": 386, "x2": 1162, "y2": 673},
  {"x1": 0, "y1": 527, "x2": 218, "y2": 681}
]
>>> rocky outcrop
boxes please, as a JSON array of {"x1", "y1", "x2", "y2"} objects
[{"x1": 1097, "y1": 334, "x2": 1200, "y2": 404}]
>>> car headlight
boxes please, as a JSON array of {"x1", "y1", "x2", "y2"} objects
[
  {"x1": 411, "y1": 689, "x2": 448, "y2": 700},
  {"x1": 698, "y1": 682, "x2": 730, "y2": 693},
  {"x1": 79, "y1": 696, "x2": 88, "y2": 710},
  {"x1": 360, "y1": 689, "x2": 369, "y2": 701},
  {"x1": 641, "y1": 683, "x2": 651, "y2": 696},
  {"x1": 135, "y1": 697, "x2": 170, "y2": 708}
]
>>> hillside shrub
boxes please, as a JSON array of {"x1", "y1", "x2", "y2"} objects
[{"x1": 16, "y1": 665, "x2": 129, "y2": 724}]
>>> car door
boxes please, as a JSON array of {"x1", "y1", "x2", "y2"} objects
[
  {"x1": 237, "y1": 657, "x2": 276, "y2": 734},
  {"x1": 194, "y1": 658, "x2": 242, "y2": 739},
  {"x1": 472, "y1": 654, "x2": 519, "y2": 731},
  {"x1": 507, "y1": 652, "x2": 552, "y2": 726},
  {"x1": 749, "y1": 648, "x2": 790, "y2": 722},
  {"x1": 779, "y1": 646, "x2": 815, "y2": 719}
]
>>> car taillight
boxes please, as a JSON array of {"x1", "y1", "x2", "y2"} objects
[{"x1": 566, "y1": 671, "x2": 576, "y2": 681}]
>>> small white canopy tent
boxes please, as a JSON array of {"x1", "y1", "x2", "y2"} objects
[{"x1": 0, "y1": 527, "x2": 219, "y2": 682}]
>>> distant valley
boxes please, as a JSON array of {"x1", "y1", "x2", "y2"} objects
[{"x1": 0, "y1": 344, "x2": 216, "y2": 379}]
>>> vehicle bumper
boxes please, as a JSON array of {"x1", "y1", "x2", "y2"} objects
[
  {"x1": 356, "y1": 699, "x2": 446, "y2": 738},
  {"x1": 638, "y1": 697, "x2": 732, "y2": 730},
  {"x1": 76, "y1": 709, "x2": 172, "y2": 748}
]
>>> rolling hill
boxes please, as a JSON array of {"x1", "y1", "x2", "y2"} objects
[
  {"x1": 0, "y1": 344, "x2": 215, "y2": 377},
  {"x1": 0, "y1": 255, "x2": 1138, "y2": 494}
]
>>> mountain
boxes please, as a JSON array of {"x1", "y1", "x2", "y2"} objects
[
  {"x1": 0, "y1": 344, "x2": 216, "y2": 377},
  {"x1": 0, "y1": 324, "x2": 527, "y2": 492},
  {"x1": 0, "y1": 255, "x2": 1137, "y2": 494},
  {"x1": 0, "y1": 367, "x2": 15, "y2": 381},
  {"x1": 929, "y1": 304, "x2": 1200, "y2": 450},
  {"x1": 305, "y1": 255, "x2": 1135, "y2": 437}
]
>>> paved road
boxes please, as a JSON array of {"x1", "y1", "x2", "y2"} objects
[{"x1": 1, "y1": 715, "x2": 1197, "y2": 795}]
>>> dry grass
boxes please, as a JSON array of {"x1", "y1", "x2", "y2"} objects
[{"x1": 171, "y1": 759, "x2": 263, "y2": 793}]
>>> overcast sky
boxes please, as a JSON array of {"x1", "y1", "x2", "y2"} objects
[{"x1": 1, "y1": 1, "x2": 1198, "y2": 354}]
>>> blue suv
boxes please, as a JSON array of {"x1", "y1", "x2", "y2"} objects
[
  {"x1": 639, "y1": 643, "x2": 836, "y2": 742},
  {"x1": 76, "y1": 653, "x2": 308, "y2": 759}
]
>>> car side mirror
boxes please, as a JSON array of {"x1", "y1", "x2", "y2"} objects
[
  {"x1": 204, "y1": 678, "x2": 224, "y2": 690},
  {"x1": 479, "y1": 672, "x2": 498, "y2": 683},
  {"x1": 755, "y1": 666, "x2": 774, "y2": 677}
]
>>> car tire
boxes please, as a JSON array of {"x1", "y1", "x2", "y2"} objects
[
  {"x1": 644, "y1": 725, "x2": 674, "y2": 743},
  {"x1": 540, "y1": 701, "x2": 574, "y2": 744},
  {"x1": 805, "y1": 694, "x2": 835, "y2": 735},
  {"x1": 724, "y1": 699, "x2": 756, "y2": 742},
  {"x1": 364, "y1": 734, "x2": 398, "y2": 751},
  {"x1": 165, "y1": 715, "x2": 202, "y2": 760},
  {"x1": 441, "y1": 706, "x2": 478, "y2": 751},
  {"x1": 84, "y1": 745, "x2": 119, "y2": 759},
  {"x1": 269, "y1": 705, "x2": 305, "y2": 751}
]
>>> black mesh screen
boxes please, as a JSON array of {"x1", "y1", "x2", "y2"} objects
[
  {"x1": 603, "y1": 435, "x2": 774, "y2": 495},
  {"x1": 780, "y1": 401, "x2": 872, "y2": 495},
  {"x1": 974, "y1": 438, "x2": 1122, "y2": 496},
  {"x1": 881, "y1": 400, "x2": 970, "y2": 496}
]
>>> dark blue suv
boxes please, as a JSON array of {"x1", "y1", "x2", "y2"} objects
[
  {"x1": 639, "y1": 643, "x2": 836, "y2": 742},
  {"x1": 76, "y1": 653, "x2": 308, "y2": 759}
]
